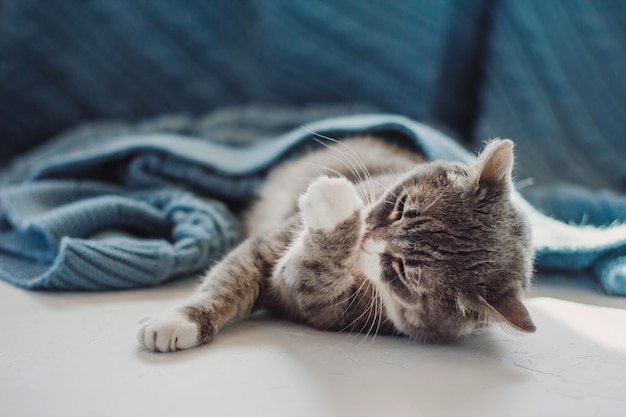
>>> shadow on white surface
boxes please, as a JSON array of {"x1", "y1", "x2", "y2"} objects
[
  {"x1": 134, "y1": 295, "x2": 626, "y2": 416},
  {"x1": 2, "y1": 272, "x2": 626, "y2": 417}
]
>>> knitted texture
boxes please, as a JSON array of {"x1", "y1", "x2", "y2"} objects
[
  {"x1": 475, "y1": 0, "x2": 626, "y2": 193},
  {"x1": 2, "y1": 110, "x2": 626, "y2": 294},
  {"x1": 522, "y1": 183, "x2": 626, "y2": 227},
  {"x1": 0, "y1": 0, "x2": 488, "y2": 161},
  {"x1": 0, "y1": 182, "x2": 241, "y2": 290}
]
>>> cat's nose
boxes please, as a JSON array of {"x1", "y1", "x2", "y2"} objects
[
  {"x1": 360, "y1": 236, "x2": 385, "y2": 254},
  {"x1": 359, "y1": 234, "x2": 368, "y2": 251},
  {"x1": 359, "y1": 232, "x2": 369, "y2": 248}
]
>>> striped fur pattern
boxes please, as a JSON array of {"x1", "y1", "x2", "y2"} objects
[{"x1": 138, "y1": 136, "x2": 535, "y2": 352}]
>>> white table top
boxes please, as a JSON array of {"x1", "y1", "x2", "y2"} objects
[{"x1": 2, "y1": 273, "x2": 625, "y2": 417}]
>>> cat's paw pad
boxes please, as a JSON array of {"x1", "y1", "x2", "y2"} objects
[
  {"x1": 137, "y1": 310, "x2": 199, "y2": 352},
  {"x1": 299, "y1": 176, "x2": 361, "y2": 231}
]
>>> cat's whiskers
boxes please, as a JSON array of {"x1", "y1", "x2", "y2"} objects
[
  {"x1": 420, "y1": 195, "x2": 442, "y2": 214},
  {"x1": 368, "y1": 171, "x2": 414, "y2": 210},
  {"x1": 295, "y1": 161, "x2": 348, "y2": 181},
  {"x1": 309, "y1": 133, "x2": 374, "y2": 197},
  {"x1": 311, "y1": 140, "x2": 364, "y2": 183},
  {"x1": 309, "y1": 135, "x2": 364, "y2": 181},
  {"x1": 295, "y1": 134, "x2": 389, "y2": 339},
  {"x1": 421, "y1": 263, "x2": 441, "y2": 271},
  {"x1": 339, "y1": 280, "x2": 378, "y2": 334},
  {"x1": 400, "y1": 181, "x2": 416, "y2": 212},
  {"x1": 308, "y1": 132, "x2": 377, "y2": 206},
  {"x1": 372, "y1": 180, "x2": 400, "y2": 206},
  {"x1": 322, "y1": 275, "x2": 369, "y2": 314},
  {"x1": 308, "y1": 139, "x2": 371, "y2": 206},
  {"x1": 319, "y1": 275, "x2": 373, "y2": 336},
  {"x1": 362, "y1": 286, "x2": 385, "y2": 346},
  {"x1": 357, "y1": 286, "x2": 380, "y2": 345},
  {"x1": 388, "y1": 274, "x2": 402, "y2": 284},
  {"x1": 372, "y1": 288, "x2": 387, "y2": 344},
  {"x1": 385, "y1": 167, "x2": 418, "y2": 211},
  {"x1": 340, "y1": 143, "x2": 377, "y2": 207}
]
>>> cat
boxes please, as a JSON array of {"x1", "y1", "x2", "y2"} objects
[{"x1": 137, "y1": 135, "x2": 536, "y2": 352}]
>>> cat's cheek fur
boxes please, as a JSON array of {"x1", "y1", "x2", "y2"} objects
[
  {"x1": 137, "y1": 310, "x2": 199, "y2": 352},
  {"x1": 356, "y1": 243, "x2": 408, "y2": 335}
]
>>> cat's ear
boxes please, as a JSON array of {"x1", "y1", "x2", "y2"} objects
[
  {"x1": 479, "y1": 292, "x2": 536, "y2": 333},
  {"x1": 473, "y1": 139, "x2": 514, "y2": 187}
]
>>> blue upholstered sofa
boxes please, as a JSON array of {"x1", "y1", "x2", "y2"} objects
[
  {"x1": 1, "y1": 0, "x2": 625, "y2": 292},
  {"x1": 3, "y1": 0, "x2": 624, "y2": 191}
]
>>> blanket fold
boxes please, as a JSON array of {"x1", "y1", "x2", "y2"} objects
[
  {"x1": 1, "y1": 113, "x2": 625, "y2": 293},
  {"x1": 0, "y1": 182, "x2": 241, "y2": 290}
]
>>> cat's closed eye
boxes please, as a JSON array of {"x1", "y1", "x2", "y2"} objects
[
  {"x1": 391, "y1": 256, "x2": 406, "y2": 280},
  {"x1": 390, "y1": 193, "x2": 408, "y2": 221}
]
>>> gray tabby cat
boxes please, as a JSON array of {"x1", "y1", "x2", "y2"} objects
[{"x1": 138, "y1": 136, "x2": 536, "y2": 352}]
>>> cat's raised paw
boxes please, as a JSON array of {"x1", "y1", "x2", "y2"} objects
[
  {"x1": 137, "y1": 310, "x2": 199, "y2": 352},
  {"x1": 299, "y1": 176, "x2": 362, "y2": 231}
]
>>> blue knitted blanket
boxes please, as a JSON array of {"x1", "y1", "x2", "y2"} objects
[{"x1": 2, "y1": 113, "x2": 626, "y2": 294}]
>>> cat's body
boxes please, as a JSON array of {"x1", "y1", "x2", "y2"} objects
[{"x1": 138, "y1": 136, "x2": 536, "y2": 352}]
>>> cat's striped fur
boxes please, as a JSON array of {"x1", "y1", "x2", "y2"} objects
[{"x1": 138, "y1": 136, "x2": 535, "y2": 352}]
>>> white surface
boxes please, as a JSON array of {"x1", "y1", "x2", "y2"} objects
[{"x1": 2, "y1": 274, "x2": 626, "y2": 417}]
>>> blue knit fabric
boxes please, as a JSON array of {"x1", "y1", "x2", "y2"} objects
[
  {"x1": 1, "y1": 113, "x2": 626, "y2": 293},
  {"x1": 0, "y1": 182, "x2": 241, "y2": 290},
  {"x1": 522, "y1": 183, "x2": 626, "y2": 227}
]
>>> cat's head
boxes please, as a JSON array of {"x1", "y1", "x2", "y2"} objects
[{"x1": 358, "y1": 139, "x2": 535, "y2": 342}]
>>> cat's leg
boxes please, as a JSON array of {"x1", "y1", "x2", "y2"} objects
[
  {"x1": 270, "y1": 177, "x2": 366, "y2": 328},
  {"x1": 138, "y1": 228, "x2": 290, "y2": 352}
]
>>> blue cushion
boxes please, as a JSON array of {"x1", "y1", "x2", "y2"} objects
[
  {"x1": 475, "y1": 0, "x2": 626, "y2": 192},
  {"x1": 0, "y1": 0, "x2": 487, "y2": 161}
]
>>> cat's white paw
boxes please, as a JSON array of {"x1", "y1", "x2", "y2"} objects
[
  {"x1": 299, "y1": 176, "x2": 362, "y2": 231},
  {"x1": 137, "y1": 310, "x2": 199, "y2": 352}
]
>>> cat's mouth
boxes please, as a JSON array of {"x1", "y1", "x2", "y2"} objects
[
  {"x1": 359, "y1": 233, "x2": 369, "y2": 252},
  {"x1": 359, "y1": 233, "x2": 372, "y2": 253}
]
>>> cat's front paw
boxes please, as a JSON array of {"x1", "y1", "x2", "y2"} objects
[
  {"x1": 299, "y1": 176, "x2": 362, "y2": 231},
  {"x1": 137, "y1": 310, "x2": 199, "y2": 352}
]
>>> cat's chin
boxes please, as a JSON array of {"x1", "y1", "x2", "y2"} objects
[{"x1": 356, "y1": 238, "x2": 383, "y2": 282}]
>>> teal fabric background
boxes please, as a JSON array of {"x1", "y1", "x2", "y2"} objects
[
  {"x1": 1, "y1": 1, "x2": 626, "y2": 293},
  {"x1": 0, "y1": 0, "x2": 488, "y2": 161},
  {"x1": 475, "y1": 0, "x2": 626, "y2": 193}
]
